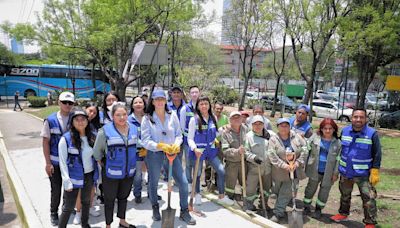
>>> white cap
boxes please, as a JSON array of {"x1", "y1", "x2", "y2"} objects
[
  {"x1": 251, "y1": 115, "x2": 264, "y2": 124},
  {"x1": 229, "y1": 111, "x2": 241, "y2": 118},
  {"x1": 59, "y1": 91, "x2": 75, "y2": 102}
]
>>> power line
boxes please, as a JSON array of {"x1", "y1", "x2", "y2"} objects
[
  {"x1": 18, "y1": 0, "x2": 28, "y2": 23},
  {"x1": 25, "y1": 0, "x2": 36, "y2": 23}
]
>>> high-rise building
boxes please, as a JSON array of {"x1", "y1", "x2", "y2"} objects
[{"x1": 11, "y1": 37, "x2": 24, "y2": 54}]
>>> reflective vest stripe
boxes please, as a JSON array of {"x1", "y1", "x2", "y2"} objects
[
  {"x1": 186, "y1": 112, "x2": 194, "y2": 117},
  {"x1": 303, "y1": 198, "x2": 312, "y2": 204},
  {"x1": 221, "y1": 143, "x2": 229, "y2": 149},
  {"x1": 339, "y1": 159, "x2": 346, "y2": 167},
  {"x1": 341, "y1": 136, "x2": 352, "y2": 141},
  {"x1": 107, "y1": 138, "x2": 125, "y2": 146},
  {"x1": 127, "y1": 138, "x2": 137, "y2": 145},
  {"x1": 107, "y1": 168, "x2": 123, "y2": 176},
  {"x1": 355, "y1": 138, "x2": 372, "y2": 144},
  {"x1": 225, "y1": 187, "x2": 235, "y2": 194},
  {"x1": 70, "y1": 178, "x2": 84, "y2": 186},
  {"x1": 352, "y1": 158, "x2": 373, "y2": 163},
  {"x1": 67, "y1": 148, "x2": 79, "y2": 155},
  {"x1": 50, "y1": 155, "x2": 59, "y2": 162},
  {"x1": 316, "y1": 199, "x2": 326, "y2": 207},
  {"x1": 353, "y1": 164, "x2": 369, "y2": 170},
  {"x1": 50, "y1": 128, "x2": 62, "y2": 134}
]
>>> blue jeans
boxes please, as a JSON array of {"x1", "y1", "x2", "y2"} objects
[
  {"x1": 133, "y1": 160, "x2": 144, "y2": 198},
  {"x1": 189, "y1": 156, "x2": 226, "y2": 195},
  {"x1": 184, "y1": 144, "x2": 194, "y2": 184},
  {"x1": 146, "y1": 150, "x2": 189, "y2": 209}
]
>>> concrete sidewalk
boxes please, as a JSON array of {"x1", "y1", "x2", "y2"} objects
[{"x1": 0, "y1": 109, "x2": 282, "y2": 228}]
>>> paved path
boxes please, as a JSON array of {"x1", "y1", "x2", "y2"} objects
[{"x1": 0, "y1": 110, "x2": 267, "y2": 228}]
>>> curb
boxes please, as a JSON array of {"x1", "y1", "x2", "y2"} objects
[
  {"x1": 0, "y1": 130, "x2": 43, "y2": 227},
  {"x1": 24, "y1": 111, "x2": 45, "y2": 122},
  {"x1": 201, "y1": 192, "x2": 285, "y2": 228}
]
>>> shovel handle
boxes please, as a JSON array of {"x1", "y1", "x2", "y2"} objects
[
  {"x1": 241, "y1": 153, "x2": 247, "y2": 197},
  {"x1": 189, "y1": 155, "x2": 201, "y2": 208}
]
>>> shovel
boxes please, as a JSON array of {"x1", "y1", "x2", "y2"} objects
[
  {"x1": 188, "y1": 152, "x2": 205, "y2": 217},
  {"x1": 287, "y1": 154, "x2": 303, "y2": 228},
  {"x1": 257, "y1": 165, "x2": 267, "y2": 217},
  {"x1": 162, "y1": 153, "x2": 177, "y2": 228},
  {"x1": 241, "y1": 152, "x2": 248, "y2": 212}
]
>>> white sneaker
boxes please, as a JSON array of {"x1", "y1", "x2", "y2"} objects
[
  {"x1": 217, "y1": 195, "x2": 234, "y2": 206},
  {"x1": 89, "y1": 206, "x2": 101, "y2": 217},
  {"x1": 195, "y1": 194, "x2": 202, "y2": 205},
  {"x1": 73, "y1": 211, "x2": 81, "y2": 225}
]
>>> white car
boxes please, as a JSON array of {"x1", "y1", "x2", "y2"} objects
[{"x1": 312, "y1": 99, "x2": 353, "y2": 122}]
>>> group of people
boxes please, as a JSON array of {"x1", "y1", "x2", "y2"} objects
[{"x1": 41, "y1": 85, "x2": 382, "y2": 228}]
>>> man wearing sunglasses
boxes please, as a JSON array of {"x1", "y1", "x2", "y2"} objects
[{"x1": 40, "y1": 91, "x2": 75, "y2": 226}]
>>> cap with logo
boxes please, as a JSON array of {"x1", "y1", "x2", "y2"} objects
[
  {"x1": 229, "y1": 111, "x2": 241, "y2": 118},
  {"x1": 59, "y1": 91, "x2": 75, "y2": 102},
  {"x1": 251, "y1": 115, "x2": 265, "y2": 124}
]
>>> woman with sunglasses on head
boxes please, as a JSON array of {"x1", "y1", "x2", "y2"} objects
[
  {"x1": 41, "y1": 91, "x2": 75, "y2": 226},
  {"x1": 72, "y1": 102, "x2": 102, "y2": 225},
  {"x1": 303, "y1": 118, "x2": 341, "y2": 219},
  {"x1": 141, "y1": 90, "x2": 196, "y2": 225},
  {"x1": 128, "y1": 96, "x2": 148, "y2": 204},
  {"x1": 187, "y1": 95, "x2": 234, "y2": 206},
  {"x1": 93, "y1": 103, "x2": 138, "y2": 228},
  {"x1": 58, "y1": 108, "x2": 98, "y2": 228},
  {"x1": 100, "y1": 91, "x2": 121, "y2": 125}
]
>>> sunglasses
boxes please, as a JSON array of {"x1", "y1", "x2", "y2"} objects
[{"x1": 61, "y1": 100, "x2": 74, "y2": 106}]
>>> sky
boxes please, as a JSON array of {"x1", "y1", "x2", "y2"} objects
[{"x1": 0, "y1": 0, "x2": 224, "y2": 53}]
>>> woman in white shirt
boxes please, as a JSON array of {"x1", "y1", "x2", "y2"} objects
[{"x1": 58, "y1": 108, "x2": 98, "y2": 228}]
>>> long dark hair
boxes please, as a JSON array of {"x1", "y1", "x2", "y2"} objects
[
  {"x1": 130, "y1": 95, "x2": 147, "y2": 115},
  {"x1": 195, "y1": 96, "x2": 217, "y2": 132},
  {"x1": 70, "y1": 109, "x2": 96, "y2": 150},
  {"x1": 102, "y1": 91, "x2": 121, "y2": 121},
  {"x1": 145, "y1": 96, "x2": 170, "y2": 124},
  {"x1": 85, "y1": 102, "x2": 101, "y2": 130}
]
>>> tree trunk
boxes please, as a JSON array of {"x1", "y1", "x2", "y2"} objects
[
  {"x1": 271, "y1": 75, "x2": 281, "y2": 118},
  {"x1": 303, "y1": 80, "x2": 313, "y2": 104},
  {"x1": 115, "y1": 78, "x2": 126, "y2": 101}
]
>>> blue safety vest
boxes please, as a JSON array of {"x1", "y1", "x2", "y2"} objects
[
  {"x1": 168, "y1": 100, "x2": 186, "y2": 120},
  {"x1": 289, "y1": 116, "x2": 312, "y2": 136},
  {"x1": 63, "y1": 132, "x2": 99, "y2": 188},
  {"x1": 182, "y1": 101, "x2": 195, "y2": 145},
  {"x1": 127, "y1": 114, "x2": 144, "y2": 161},
  {"x1": 339, "y1": 125, "x2": 375, "y2": 178},
  {"x1": 99, "y1": 111, "x2": 112, "y2": 125},
  {"x1": 103, "y1": 122, "x2": 137, "y2": 179},
  {"x1": 47, "y1": 113, "x2": 65, "y2": 166},
  {"x1": 189, "y1": 117, "x2": 218, "y2": 161}
]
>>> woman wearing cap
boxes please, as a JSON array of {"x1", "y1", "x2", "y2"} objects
[
  {"x1": 128, "y1": 96, "x2": 148, "y2": 204},
  {"x1": 188, "y1": 96, "x2": 234, "y2": 206},
  {"x1": 93, "y1": 103, "x2": 138, "y2": 228},
  {"x1": 100, "y1": 91, "x2": 121, "y2": 125},
  {"x1": 267, "y1": 118, "x2": 308, "y2": 223},
  {"x1": 141, "y1": 90, "x2": 196, "y2": 225},
  {"x1": 303, "y1": 118, "x2": 341, "y2": 218},
  {"x1": 58, "y1": 108, "x2": 98, "y2": 228},
  {"x1": 243, "y1": 115, "x2": 275, "y2": 211}
]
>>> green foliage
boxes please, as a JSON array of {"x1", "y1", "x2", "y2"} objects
[
  {"x1": 0, "y1": 43, "x2": 22, "y2": 65},
  {"x1": 176, "y1": 66, "x2": 220, "y2": 92},
  {"x1": 27, "y1": 96, "x2": 47, "y2": 107},
  {"x1": 246, "y1": 100, "x2": 264, "y2": 109},
  {"x1": 26, "y1": 105, "x2": 59, "y2": 119},
  {"x1": 209, "y1": 86, "x2": 239, "y2": 105}
]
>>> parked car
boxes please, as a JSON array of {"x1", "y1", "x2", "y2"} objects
[
  {"x1": 314, "y1": 92, "x2": 338, "y2": 102},
  {"x1": 365, "y1": 95, "x2": 387, "y2": 110},
  {"x1": 262, "y1": 94, "x2": 297, "y2": 113},
  {"x1": 245, "y1": 91, "x2": 260, "y2": 100},
  {"x1": 312, "y1": 99, "x2": 353, "y2": 122},
  {"x1": 378, "y1": 110, "x2": 400, "y2": 129}
]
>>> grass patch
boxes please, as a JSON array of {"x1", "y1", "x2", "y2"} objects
[
  {"x1": 377, "y1": 199, "x2": 400, "y2": 227},
  {"x1": 377, "y1": 174, "x2": 400, "y2": 193},
  {"x1": 26, "y1": 105, "x2": 59, "y2": 120},
  {"x1": 380, "y1": 136, "x2": 400, "y2": 169}
]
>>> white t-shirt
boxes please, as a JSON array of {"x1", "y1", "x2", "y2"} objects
[{"x1": 40, "y1": 111, "x2": 70, "y2": 138}]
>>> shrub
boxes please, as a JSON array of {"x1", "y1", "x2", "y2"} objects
[
  {"x1": 210, "y1": 86, "x2": 239, "y2": 105},
  {"x1": 27, "y1": 96, "x2": 47, "y2": 107},
  {"x1": 246, "y1": 99, "x2": 264, "y2": 109}
]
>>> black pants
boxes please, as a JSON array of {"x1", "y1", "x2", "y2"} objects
[
  {"x1": 14, "y1": 101, "x2": 22, "y2": 110},
  {"x1": 58, "y1": 172, "x2": 94, "y2": 228},
  {"x1": 49, "y1": 165, "x2": 62, "y2": 214},
  {"x1": 102, "y1": 169, "x2": 134, "y2": 225}
]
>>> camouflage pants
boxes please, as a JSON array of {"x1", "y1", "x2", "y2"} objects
[{"x1": 339, "y1": 176, "x2": 377, "y2": 225}]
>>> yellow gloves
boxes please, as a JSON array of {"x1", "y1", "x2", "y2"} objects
[
  {"x1": 157, "y1": 142, "x2": 171, "y2": 152},
  {"x1": 138, "y1": 148, "x2": 147, "y2": 157},
  {"x1": 214, "y1": 138, "x2": 220, "y2": 147},
  {"x1": 171, "y1": 144, "x2": 180, "y2": 154},
  {"x1": 369, "y1": 168, "x2": 380, "y2": 186}
]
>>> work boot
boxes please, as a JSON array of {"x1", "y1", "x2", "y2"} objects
[
  {"x1": 304, "y1": 203, "x2": 312, "y2": 215},
  {"x1": 330, "y1": 213, "x2": 348, "y2": 222},
  {"x1": 135, "y1": 197, "x2": 142, "y2": 204},
  {"x1": 314, "y1": 205, "x2": 322, "y2": 219},
  {"x1": 50, "y1": 212, "x2": 59, "y2": 226},
  {"x1": 180, "y1": 209, "x2": 196, "y2": 225},
  {"x1": 152, "y1": 204, "x2": 161, "y2": 221},
  {"x1": 245, "y1": 200, "x2": 256, "y2": 211},
  {"x1": 270, "y1": 214, "x2": 282, "y2": 223}
]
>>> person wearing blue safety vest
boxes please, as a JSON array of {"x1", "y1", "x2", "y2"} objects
[
  {"x1": 99, "y1": 91, "x2": 121, "y2": 125},
  {"x1": 141, "y1": 89, "x2": 196, "y2": 225},
  {"x1": 58, "y1": 108, "x2": 98, "y2": 228},
  {"x1": 128, "y1": 95, "x2": 148, "y2": 204},
  {"x1": 180, "y1": 85, "x2": 200, "y2": 192},
  {"x1": 167, "y1": 86, "x2": 186, "y2": 120},
  {"x1": 330, "y1": 109, "x2": 381, "y2": 228},
  {"x1": 289, "y1": 104, "x2": 313, "y2": 138},
  {"x1": 41, "y1": 91, "x2": 75, "y2": 226},
  {"x1": 73, "y1": 102, "x2": 102, "y2": 225},
  {"x1": 188, "y1": 96, "x2": 235, "y2": 206},
  {"x1": 93, "y1": 103, "x2": 138, "y2": 228}
]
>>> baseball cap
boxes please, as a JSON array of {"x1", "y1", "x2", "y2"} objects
[
  {"x1": 59, "y1": 91, "x2": 75, "y2": 102},
  {"x1": 229, "y1": 111, "x2": 241, "y2": 118},
  {"x1": 170, "y1": 86, "x2": 183, "y2": 92},
  {"x1": 152, "y1": 90, "x2": 166, "y2": 99},
  {"x1": 277, "y1": 118, "x2": 290, "y2": 126},
  {"x1": 297, "y1": 104, "x2": 310, "y2": 113},
  {"x1": 71, "y1": 108, "x2": 88, "y2": 119},
  {"x1": 240, "y1": 111, "x2": 250, "y2": 117},
  {"x1": 251, "y1": 115, "x2": 264, "y2": 124}
]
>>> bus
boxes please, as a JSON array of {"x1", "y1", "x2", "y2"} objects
[{"x1": 0, "y1": 64, "x2": 110, "y2": 98}]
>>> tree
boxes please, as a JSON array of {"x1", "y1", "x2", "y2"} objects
[
  {"x1": 3, "y1": 0, "x2": 200, "y2": 101},
  {"x1": 224, "y1": 0, "x2": 271, "y2": 110},
  {"x1": 287, "y1": 0, "x2": 350, "y2": 105},
  {"x1": 0, "y1": 43, "x2": 21, "y2": 65},
  {"x1": 339, "y1": 0, "x2": 400, "y2": 108}
]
